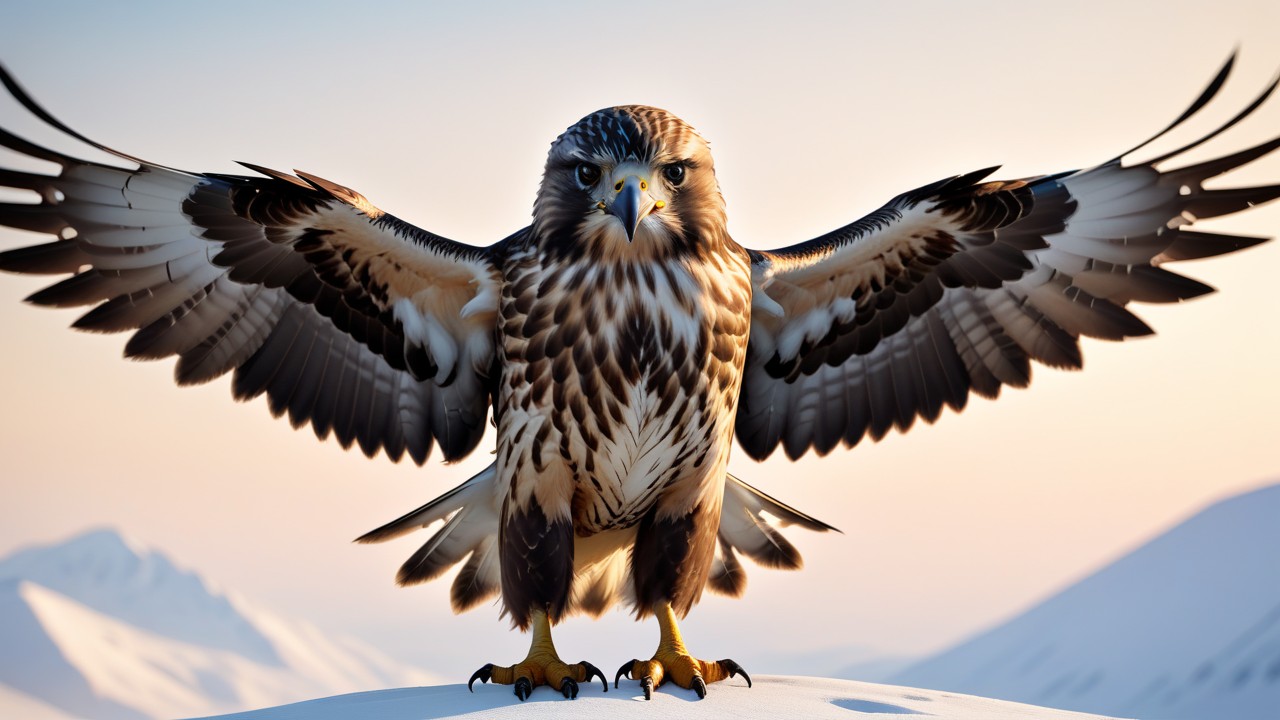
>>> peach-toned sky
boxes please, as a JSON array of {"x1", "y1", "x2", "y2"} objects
[{"x1": 1, "y1": 1, "x2": 1278, "y2": 676}]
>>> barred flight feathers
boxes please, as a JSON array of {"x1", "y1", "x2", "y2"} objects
[
  {"x1": 739, "y1": 53, "x2": 1279, "y2": 461},
  {"x1": 0, "y1": 64, "x2": 504, "y2": 464}
]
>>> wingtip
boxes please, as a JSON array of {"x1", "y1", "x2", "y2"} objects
[
  {"x1": 1208, "y1": 47, "x2": 1238, "y2": 101},
  {"x1": 1221, "y1": 46, "x2": 1239, "y2": 79},
  {"x1": 1104, "y1": 49, "x2": 1241, "y2": 165},
  {"x1": 0, "y1": 60, "x2": 17, "y2": 96},
  {"x1": 0, "y1": 61, "x2": 30, "y2": 105},
  {"x1": 0, "y1": 62, "x2": 190, "y2": 174}
]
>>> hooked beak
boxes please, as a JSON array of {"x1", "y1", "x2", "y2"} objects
[{"x1": 607, "y1": 175, "x2": 653, "y2": 242}]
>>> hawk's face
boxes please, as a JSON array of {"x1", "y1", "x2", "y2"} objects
[{"x1": 534, "y1": 106, "x2": 726, "y2": 260}]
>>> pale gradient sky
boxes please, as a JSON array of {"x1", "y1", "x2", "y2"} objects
[{"x1": 1, "y1": 1, "x2": 1278, "y2": 678}]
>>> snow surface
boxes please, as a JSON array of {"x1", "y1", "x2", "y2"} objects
[
  {"x1": 197, "y1": 676, "x2": 1122, "y2": 720},
  {"x1": 0, "y1": 530, "x2": 437, "y2": 719},
  {"x1": 892, "y1": 482, "x2": 1280, "y2": 719}
]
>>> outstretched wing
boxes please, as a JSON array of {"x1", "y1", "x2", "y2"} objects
[
  {"x1": 0, "y1": 66, "x2": 505, "y2": 464},
  {"x1": 739, "y1": 56, "x2": 1280, "y2": 461}
]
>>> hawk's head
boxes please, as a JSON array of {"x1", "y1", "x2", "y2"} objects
[{"x1": 534, "y1": 106, "x2": 726, "y2": 259}]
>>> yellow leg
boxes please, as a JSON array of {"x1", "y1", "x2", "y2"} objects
[
  {"x1": 469, "y1": 609, "x2": 606, "y2": 700},
  {"x1": 614, "y1": 603, "x2": 751, "y2": 700}
]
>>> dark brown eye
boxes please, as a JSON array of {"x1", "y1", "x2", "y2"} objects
[
  {"x1": 663, "y1": 164, "x2": 686, "y2": 186},
  {"x1": 576, "y1": 163, "x2": 601, "y2": 187}
]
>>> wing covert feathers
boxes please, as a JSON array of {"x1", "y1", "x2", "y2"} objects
[{"x1": 740, "y1": 55, "x2": 1279, "y2": 461}]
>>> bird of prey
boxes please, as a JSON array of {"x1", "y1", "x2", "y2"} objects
[{"x1": 1, "y1": 56, "x2": 1277, "y2": 701}]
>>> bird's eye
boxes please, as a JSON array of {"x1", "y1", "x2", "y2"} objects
[
  {"x1": 663, "y1": 164, "x2": 686, "y2": 186},
  {"x1": 576, "y1": 163, "x2": 601, "y2": 187}
]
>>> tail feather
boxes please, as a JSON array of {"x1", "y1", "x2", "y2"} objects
[
  {"x1": 395, "y1": 509, "x2": 477, "y2": 586},
  {"x1": 449, "y1": 536, "x2": 500, "y2": 613},
  {"x1": 355, "y1": 463, "x2": 494, "y2": 545},
  {"x1": 355, "y1": 463, "x2": 500, "y2": 595},
  {"x1": 359, "y1": 465, "x2": 836, "y2": 610},
  {"x1": 706, "y1": 473, "x2": 838, "y2": 597},
  {"x1": 723, "y1": 472, "x2": 838, "y2": 532},
  {"x1": 706, "y1": 538, "x2": 748, "y2": 597}
]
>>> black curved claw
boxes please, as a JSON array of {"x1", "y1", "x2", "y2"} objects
[
  {"x1": 560, "y1": 677, "x2": 579, "y2": 699},
  {"x1": 692, "y1": 675, "x2": 707, "y2": 699},
  {"x1": 640, "y1": 676, "x2": 654, "y2": 701},
  {"x1": 614, "y1": 659, "x2": 636, "y2": 689},
  {"x1": 719, "y1": 658, "x2": 752, "y2": 688},
  {"x1": 468, "y1": 663, "x2": 493, "y2": 692},
  {"x1": 580, "y1": 660, "x2": 608, "y2": 692},
  {"x1": 514, "y1": 676, "x2": 533, "y2": 702}
]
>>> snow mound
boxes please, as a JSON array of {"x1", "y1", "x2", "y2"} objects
[
  {"x1": 892, "y1": 482, "x2": 1280, "y2": 719},
  {"x1": 195, "y1": 676, "x2": 1122, "y2": 720}
]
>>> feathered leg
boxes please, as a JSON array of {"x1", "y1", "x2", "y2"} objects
[{"x1": 470, "y1": 485, "x2": 605, "y2": 700}]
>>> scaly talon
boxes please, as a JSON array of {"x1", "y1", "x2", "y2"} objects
[
  {"x1": 720, "y1": 658, "x2": 752, "y2": 688},
  {"x1": 614, "y1": 659, "x2": 635, "y2": 688},
  {"x1": 515, "y1": 676, "x2": 532, "y2": 701},
  {"x1": 468, "y1": 663, "x2": 493, "y2": 692},
  {"x1": 580, "y1": 660, "x2": 607, "y2": 692},
  {"x1": 471, "y1": 609, "x2": 600, "y2": 700},
  {"x1": 617, "y1": 603, "x2": 753, "y2": 698}
]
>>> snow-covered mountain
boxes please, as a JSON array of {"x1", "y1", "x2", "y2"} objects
[
  {"x1": 0, "y1": 529, "x2": 437, "y2": 720},
  {"x1": 891, "y1": 482, "x2": 1280, "y2": 719}
]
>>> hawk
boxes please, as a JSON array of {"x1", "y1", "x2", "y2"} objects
[{"x1": 1, "y1": 56, "x2": 1276, "y2": 701}]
